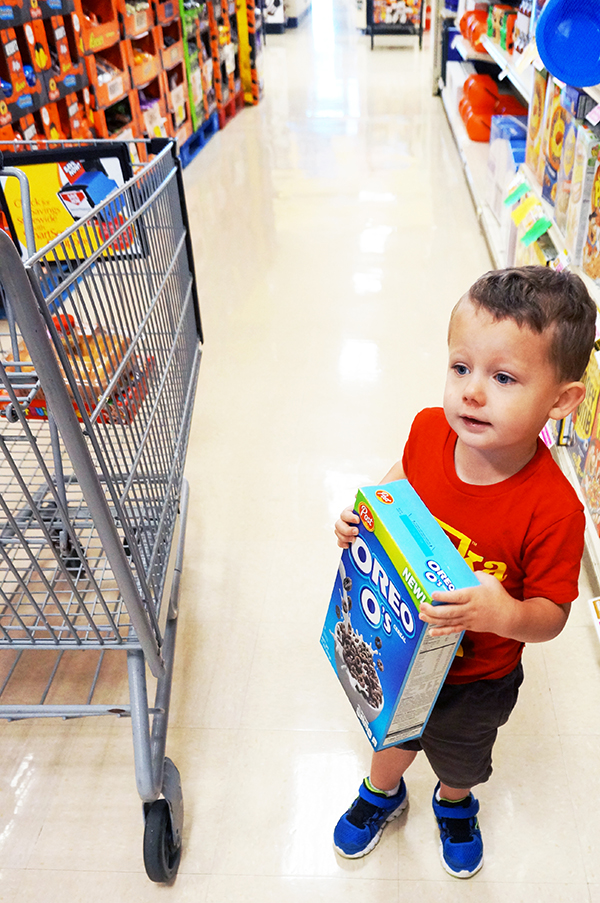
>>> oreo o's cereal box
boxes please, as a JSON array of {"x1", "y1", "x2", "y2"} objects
[{"x1": 320, "y1": 480, "x2": 478, "y2": 750}]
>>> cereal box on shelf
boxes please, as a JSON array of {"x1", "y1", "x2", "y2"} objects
[
  {"x1": 581, "y1": 397, "x2": 600, "y2": 536},
  {"x1": 582, "y1": 147, "x2": 600, "y2": 284},
  {"x1": 568, "y1": 350, "x2": 600, "y2": 484},
  {"x1": 541, "y1": 87, "x2": 572, "y2": 208},
  {"x1": 537, "y1": 76, "x2": 561, "y2": 188},
  {"x1": 320, "y1": 480, "x2": 478, "y2": 751},
  {"x1": 525, "y1": 67, "x2": 548, "y2": 179},
  {"x1": 564, "y1": 124, "x2": 600, "y2": 266},
  {"x1": 553, "y1": 99, "x2": 580, "y2": 232}
]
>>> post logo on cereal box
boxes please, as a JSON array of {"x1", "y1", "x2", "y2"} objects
[
  {"x1": 375, "y1": 489, "x2": 394, "y2": 504},
  {"x1": 358, "y1": 502, "x2": 375, "y2": 531}
]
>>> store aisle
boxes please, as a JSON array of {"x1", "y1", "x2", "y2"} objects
[{"x1": 2, "y1": 0, "x2": 600, "y2": 900}]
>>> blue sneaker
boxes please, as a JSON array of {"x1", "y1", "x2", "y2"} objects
[
  {"x1": 333, "y1": 778, "x2": 408, "y2": 858},
  {"x1": 432, "y1": 782, "x2": 483, "y2": 878}
]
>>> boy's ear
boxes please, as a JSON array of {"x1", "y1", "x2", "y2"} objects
[{"x1": 548, "y1": 381, "x2": 587, "y2": 421}]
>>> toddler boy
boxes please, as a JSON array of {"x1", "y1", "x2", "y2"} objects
[{"x1": 333, "y1": 266, "x2": 596, "y2": 878}]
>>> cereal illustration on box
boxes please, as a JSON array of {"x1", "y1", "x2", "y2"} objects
[
  {"x1": 321, "y1": 480, "x2": 478, "y2": 750},
  {"x1": 333, "y1": 560, "x2": 384, "y2": 721}
]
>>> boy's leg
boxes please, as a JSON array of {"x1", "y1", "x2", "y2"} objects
[
  {"x1": 439, "y1": 782, "x2": 470, "y2": 801},
  {"x1": 370, "y1": 746, "x2": 418, "y2": 792},
  {"x1": 333, "y1": 748, "x2": 416, "y2": 859}
]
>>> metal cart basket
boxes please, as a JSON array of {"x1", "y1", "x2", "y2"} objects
[{"x1": 0, "y1": 138, "x2": 202, "y2": 882}]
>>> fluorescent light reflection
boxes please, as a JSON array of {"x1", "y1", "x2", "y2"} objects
[
  {"x1": 358, "y1": 191, "x2": 396, "y2": 203},
  {"x1": 353, "y1": 270, "x2": 382, "y2": 294},
  {"x1": 339, "y1": 339, "x2": 380, "y2": 383},
  {"x1": 359, "y1": 225, "x2": 394, "y2": 254},
  {"x1": 324, "y1": 470, "x2": 372, "y2": 522}
]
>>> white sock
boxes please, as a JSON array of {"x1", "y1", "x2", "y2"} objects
[{"x1": 365, "y1": 776, "x2": 401, "y2": 797}]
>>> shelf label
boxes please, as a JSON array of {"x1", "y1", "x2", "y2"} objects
[
  {"x1": 108, "y1": 76, "x2": 124, "y2": 102},
  {"x1": 586, "y1": 104, "x2": 600, "y2": 127},
  {"x1": 511, "y1": 194, "x2": 538, "y2": 226},
  {"x1": 504, "y1": 181, "x2": 529, "y2": 206}
]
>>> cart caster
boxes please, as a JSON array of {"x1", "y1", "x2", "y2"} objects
[{"x1": 143, "y1": 798, "x2": 182, "y2": 883}]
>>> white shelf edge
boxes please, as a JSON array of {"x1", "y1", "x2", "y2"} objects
[
  {"x1": 584, "y1": 85, "x2": 600, "y2": 105},
  {"x1": 452, "y1": 34, "x2": 490, "y2": 63},
  {"x1": 479, "y1": 35, "x2": 533, "y2": 104}
]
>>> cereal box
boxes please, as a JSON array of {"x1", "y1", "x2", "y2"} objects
[
  {"x1": 525, "y1": 68, "x2": 548, "y2": 178},
  {"x1": 564, "y1": 124, "x2": 600, "y2": 266},
  {"x1": 581, "y1": 146, "x2": 600, "y2": 283},
  {"x1": 568, "y1": 350, "x2": 600, "y2": 483},
  {"x1": 537, "y1": 76, "x2": 561, "y2": 188},
  {"x1": 320, "y1": 480, "x2": 478, "y2": 750}
]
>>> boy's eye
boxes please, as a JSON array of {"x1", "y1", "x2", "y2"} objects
[
  {"x1": 495, "y1": 372, "x2": 515, "y2": 385},
  {"x1": 452, "y1": 364, "x2": 469, "y2": 376}
]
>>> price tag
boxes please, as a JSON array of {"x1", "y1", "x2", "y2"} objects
[
  {"x1": 108, "y1": 76, "x2": 124, "y2": 102},
  {"x1": 586, "y1": 104, "x2": 600, "y2": 127}
]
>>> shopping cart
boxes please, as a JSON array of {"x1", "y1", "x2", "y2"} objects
[{"x1": 0, "y1": 138, "x2": 202, "y2": 883}]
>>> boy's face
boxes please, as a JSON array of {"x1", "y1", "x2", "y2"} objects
[{"x1": 444, "y1": 297, "x2": 568, "y2": 464}]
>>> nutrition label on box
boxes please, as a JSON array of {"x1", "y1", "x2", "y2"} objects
[{"x1": 383, "y1": 630, "x2": 462, "y2": 745}]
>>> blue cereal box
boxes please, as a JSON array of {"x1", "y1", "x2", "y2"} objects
[{"x1": 320, "y1": 480, "x2": 478, "y2": 750}]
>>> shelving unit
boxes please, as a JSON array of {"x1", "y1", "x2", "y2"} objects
[
  {"x1": 0, "y1": 0, "x2": 262, "y2": 162},
  {"x1": 207, "y1": 0, "x2": 244, "y2": 128}
]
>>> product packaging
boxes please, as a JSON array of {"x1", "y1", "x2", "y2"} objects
[
  {"x1": 541, "y1": 86, "x2": 573, "y2": 207},
  {"x1": 564, "y1": 124, "x2": 600, "y2": 265},
  {"x1": 553, "y1": 94, "x2": 580, "y2": 231},
  {"x1": 581, "y1": 139, "x2": 600, "y2": 283},
  {"x1": 536, "y1": 75, "x2": 560, "y2": 187},
  {"x1": 568, "y1": 350, "x2": 600, "y2": 483},
  {"x1": 487, "y1": 114, "x2": 527, "y2": 222},
  {"x1": 525, "y1": 67, "x2": 549, "y2": 177},
  {"x1": 320, "y1": 480, "x2": 478, "y2": 750}
]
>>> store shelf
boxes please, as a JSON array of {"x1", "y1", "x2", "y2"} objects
[
  {"x1": 452, "y1": 34, "x2": 490, "y2": 63},
  {"x1": 584, "y1": 84, "x2": 600, "y2": 106},
  {"x1": 440, "y1": 83, "x2": 506, "y2": 268},
  {"x1": 479, "y1": 35, "x2": 533, "y2": 104}
]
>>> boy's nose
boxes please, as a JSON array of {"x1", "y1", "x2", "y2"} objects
[{"x1": 462, "y1": 375, "x2": 485, "y2": 406}]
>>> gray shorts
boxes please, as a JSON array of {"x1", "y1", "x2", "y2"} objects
[{"x1": 396, "y1": 663, "x2": 524, "y2": 789}]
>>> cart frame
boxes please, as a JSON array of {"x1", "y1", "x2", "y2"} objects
[{"x1": 0, "y1": 138, "x2": 202, "y2": 882}]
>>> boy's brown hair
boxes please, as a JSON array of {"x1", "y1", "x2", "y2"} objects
[{"x1": 464, "y1": 266, "x2": 596, "y2": 382}]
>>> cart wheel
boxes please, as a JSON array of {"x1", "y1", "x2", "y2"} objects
[{"x1": 143, "y1": 798, "x2": 182, "y2": 883}]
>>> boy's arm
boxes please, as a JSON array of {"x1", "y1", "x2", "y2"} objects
[{"x1": 419, "y1": 572, "x2": 570, "y2": 643}]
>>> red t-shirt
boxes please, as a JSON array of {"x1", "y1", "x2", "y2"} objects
[{"x1": 401, "y1": 407, "x2": 584, "y2": 683}]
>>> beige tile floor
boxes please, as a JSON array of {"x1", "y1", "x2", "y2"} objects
[{"x1": 2, "y1": 0, "x2": 600, "y2": 900}]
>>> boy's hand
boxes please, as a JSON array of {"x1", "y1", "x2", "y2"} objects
[
  {"x1": 419, "y1": 572, "x2": 570, "y2": 643},
  {"x1": 334, "y1": 507, "x2": 360, "y2": 548},
  {"x1": 420, "y1": 572, "x2": 511, "y2": 636}
]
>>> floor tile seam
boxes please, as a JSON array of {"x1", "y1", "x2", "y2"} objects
[
  {"x1": 197, "y1": 725, "x2": 248, "y2": 877},
  {"x1": 556, "y1": 731, "x2": 595, "y2": 888},
  {"x1": 20, "y1": 716, "x2": 88, "y2": 871}
]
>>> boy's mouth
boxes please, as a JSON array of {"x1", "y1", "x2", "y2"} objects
[{"x1": 461, "y1": 415, "x2": 491, "y2": 429}]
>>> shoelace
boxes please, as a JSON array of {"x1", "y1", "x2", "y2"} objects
[
  {"x1": 437, "y1": 796, "x2": 477, "y2": 844},
  {"x1": 439, "y1": 813, "x2": 477, "y2": 844},
  {"x1": 346, "y1": 796, "x2": 386, "y2": 828}
]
